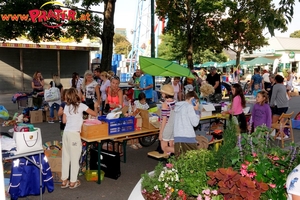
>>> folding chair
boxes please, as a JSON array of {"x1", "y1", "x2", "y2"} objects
[{"x1": 271, "y1": 111, "x2": 294, "y2": 148}]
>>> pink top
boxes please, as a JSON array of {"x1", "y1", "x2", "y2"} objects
[
  {"x1": 106, "y1": 87, "x2": 121, "y2": 110},
  {"x1": 229, "y1": 96, "x2": 243, "y2": 115}
]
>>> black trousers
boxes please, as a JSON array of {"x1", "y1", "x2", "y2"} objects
[{"x1": 231, "y1": 112, "x2": 247, "y2": 133}]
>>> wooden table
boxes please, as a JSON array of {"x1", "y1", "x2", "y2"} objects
[{"x1": 81, "y1": 128, "x2": 159, "y2": 184}]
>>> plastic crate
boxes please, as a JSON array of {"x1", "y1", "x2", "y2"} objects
[
  {"x1": 292, "y1": 119, "x2": 300, "y2": 129},
  {"x1": 85, "y1": 170, "x2": 105, "y2": 182},
  {"x1": 98, "y1": 116, "x2": 135, "y2": 135}
]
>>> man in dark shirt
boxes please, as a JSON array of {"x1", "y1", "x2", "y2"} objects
[{"x1": 206, "y1": 67, "x2": 222, "y2": 103}]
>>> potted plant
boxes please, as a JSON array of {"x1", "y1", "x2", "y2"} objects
[{"x1": 140, "y1": 121, "x2": 300, "y2": 200}]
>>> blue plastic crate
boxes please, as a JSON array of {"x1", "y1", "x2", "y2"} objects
[
  {"x1": 98, "y1": 116, "x2": 135, "y2": 135},
  {"x1": 292, "y1": 119, "x2": 300, "y2": 129}
]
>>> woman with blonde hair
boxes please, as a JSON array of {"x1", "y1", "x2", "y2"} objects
[
  {"x1": 80, "y1": 70, "x2": 101, "y2": 114},
  {"x1": 104, "y1": 76, "x2": 123, "y2": 113},
  {"x1": 100, "y1": 71, "x2": 110, "y2": 115}
]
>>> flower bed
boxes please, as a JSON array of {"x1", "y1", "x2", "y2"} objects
[{"x1": 141, "y1": 121, "x2": 300, "y2": 200}]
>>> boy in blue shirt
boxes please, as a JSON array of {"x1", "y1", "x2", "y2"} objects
[{"x1": 139, "y1": 71, "x2": 153, "y2": 104}]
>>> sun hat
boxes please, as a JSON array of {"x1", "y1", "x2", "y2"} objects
[{"x1": 159, "y1": 84, "x2": 174, "y2": 96}]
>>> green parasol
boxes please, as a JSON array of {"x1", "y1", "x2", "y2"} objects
[
  {"x1": 201, "y1": 61, "x2": 218, "y2": 68},
  {"x1": 139, "y1": 56, "x2": 195, "y2": 78},
  {"x1": 243, "y1": 57, "x2": 274, "y2": 66}
]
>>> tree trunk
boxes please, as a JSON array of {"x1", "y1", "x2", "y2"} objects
[
  {"x1": 236, "y1": 51, "x2": 241, "y2": 67},
  {"x1": 186, "y1": 32, "x2": 194, "y2": 70},
  {"x1": 101, "y1": 0, "x2": 116, "y2": 72}
]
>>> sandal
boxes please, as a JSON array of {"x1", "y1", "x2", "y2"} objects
[
  {"x1": 136, "y1": 143, "x2": 143, "y2": 149},
  {"x1": 61, "y1": 180, "x2": 69, "y2": 189},
  {"x1": 130, "y1": 144, "x2": 139, "y2": 150},
  {"x1": 69, "y1": 180, "x2": 81, "y2": 189}
]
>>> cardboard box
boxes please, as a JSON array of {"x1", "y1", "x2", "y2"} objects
[
  {"x1": 81, "y1": 122, "x2": 109, "y2": 139},
  {"x1": 135, "y1": 114, "x2": 142, "y2": 128},
  {"x1": 43, "y1": 110, "x2": 59, "y2": 122},
  {"x1": 45, "y1": 149, "x2": 62, "y2": 182},
  {"x1": 200, "y1": 104, "x2": 215, "y2": 118},
  {"x1": 30, "y1": 110, "x2": 43, "y2": 123},
  {"x1": 138, "y1": 109, "x2": 160, "y2": 129}
]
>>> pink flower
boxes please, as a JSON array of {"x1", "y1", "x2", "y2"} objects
[
  {"x1": 269, "y1": 183, "x2": 276, "y2": 188},
  {"x1": 211, "y1": 190, "x2": 218, "y2": 195},
  {"x1": 273, "y1": 156, "x2": 279, "y2": 161},
  {"x1": 166, "y1": 163, "x2": 173, "y2": 168},
  {"x1": 240, "y1": 169, "x2": 248, "y2": 176},
  {"x1": 178, "y1": 190, "x2": 184, "y2": 196},
  {"x1": 202, "y1": 189, "x2": 210, "y2": 195},
  {"x1": 280, "y1": 169, "x2": 285, "y2": 173},
  {"x1": 248, "y1": 172, "x2": 255, "y2": 178},
  {"x1": 245, "y1": 161, "x2": 250, "y2": 165},
  {"x1": 241, "y1": 163, "x2": 248, "y2": 169},
  {"x1": 252, "y1": 152, "x2": 257, "y2": 157},
  {"x1": 197, "y1": 194, "x2": 202, "y2": 200},
  {"x1": 204, "y1": 196, "x2": 211, "y2": 200}
]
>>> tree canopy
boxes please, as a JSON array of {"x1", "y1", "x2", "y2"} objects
[
  {"x1": 156, "y1": 0, "x2": 294, "y2": 70},
  {"x1": 290, "y1": 30, "x2": 300, "y2": 38},
  {"x1": 113, "y1": 33, "x2": 131, "y2": 55},
  {"x1": 158, "y1": 33, "x2": 227, "y2": 65},
  {"x1": 0, "y1": 0, "x2": 115, "y2": 72}
]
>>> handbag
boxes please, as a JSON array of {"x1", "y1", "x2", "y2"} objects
[
  {"x1": 90, "y1": 147, "x2": 121, "y2": 180},
  {"x1": 44, "y1": 82, "x2": 60, "y2": 102},
  {"x1": 13, "y1": 128, "x2": 43, "y2": 154}
]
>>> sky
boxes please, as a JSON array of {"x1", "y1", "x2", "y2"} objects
[
  {"x1": 90, "y1": 0, "x2": 300, "y2": 43},
  {"x1": 112, "y1": 0, "x2": 300, "y2": 40}
]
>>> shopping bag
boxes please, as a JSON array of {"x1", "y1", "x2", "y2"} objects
[
  {"x1": 13, "y1": 128, "x2": 43, "y2": 154},
  {"x1": 44, "y1": 86, "x2": 60, "y2": 102},
  {"x1": 0, "y1": 105, "x2": 9, "y2": 120},
  {"x1": 90, "y1": 148, "x2": 121, "y2": 180}
]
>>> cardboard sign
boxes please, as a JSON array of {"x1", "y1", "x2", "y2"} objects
[{"x1": 138, "y1": 109, "x2": 160, "y2": 129}]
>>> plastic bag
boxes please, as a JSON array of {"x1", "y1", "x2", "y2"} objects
[{"x1": 0, "y1": 105, "x2": 9, "y2": 120}]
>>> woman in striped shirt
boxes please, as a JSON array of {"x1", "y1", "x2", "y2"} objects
[{"x1": 159, "y1": 84, "x2": 176, "y2": 154}]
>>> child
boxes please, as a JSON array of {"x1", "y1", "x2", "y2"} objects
[
  {"x1": 58, "y1": 89, "x2": 68, "y2": 136},
  {"x1": 61, "y1": 88, "x2": 97, "y2": 189},
  {"x1": 222, "y1": 83, "x2": 247, "y2": 133},
  {"x1": 159, "y1": 84, "x2": 176, "y2": 154},
  {"x1": 123, "y1": 89, "x2": 130, "y2": 107},
  {"x1": 249, "y1": 91, "x2": 272, "y2": 131},
  {"x1": 133, "y1": 92, "x2": 149, "y2": 110},
  {"x1": 131, "y1": 93, "x2": 149, "y2": 149},
  {"x1": 174, "y1": 91, "x2": 200, "y2": 156},
  {"x1": 252, "y1": 83, "x2": 261, "y2": 97}
]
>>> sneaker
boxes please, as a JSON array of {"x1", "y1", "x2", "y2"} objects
[{"x1": 48, "y1": 121, "x2": 54, "y2": 124}]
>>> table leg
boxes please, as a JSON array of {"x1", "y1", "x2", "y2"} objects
[
  {"x1": 122, "y1": 140, "x2": 128, "y2": 163},
  {"x1": 39, "y1": 153, "x2": 42, "y2": 200},
  {"x1": 97, "y1": 141, "x2": 101, "y2": 184}
]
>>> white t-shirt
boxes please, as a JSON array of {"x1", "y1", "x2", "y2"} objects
[
  {"x1": 64, "y1": 103, "x2": 88, "y2": 132},
  {"x1": 100, "y1": 79, "x2": 110, "y2": 101},
  {"x1": 286, "y1": 164, "x2": 300, "y2": 199},
  {"x1": 84, "y1": 81, "x2": 98, "y2": 99},
  {"x1": 262, "y1": 73, "x2": 270, "y2": 83},
  {"x1": 287, "y1": 74, "x2": 294, "y2": 87},
  {"x1": 134, "y1": 100, "x2": 149, "y2": 110},
  {"x1": 172, "y1": 81, "x2": 180, "y2": 101}
]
